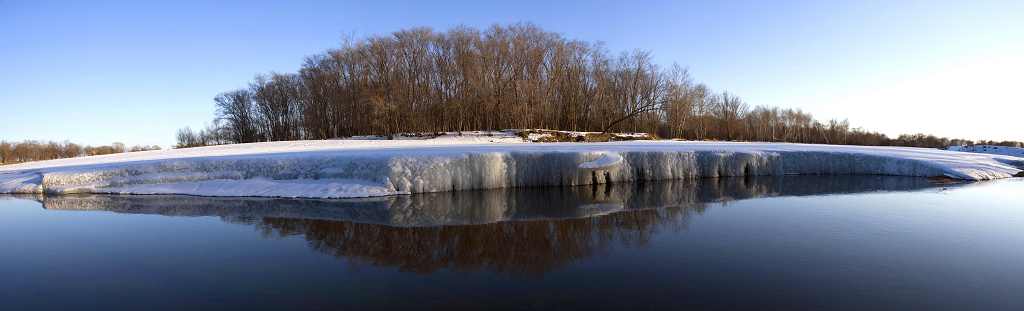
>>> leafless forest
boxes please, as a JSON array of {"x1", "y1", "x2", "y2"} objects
[
  {"x1": 175, "y1": 22, "x2": 1019, "y2": 150},
  {"x1": 0, "y1": 140, "x2": 160, "y2": 165}
]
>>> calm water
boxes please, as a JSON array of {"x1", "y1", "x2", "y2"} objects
[{"x1": 1, "y1": 176, "x2": 1022, "y2": 310}]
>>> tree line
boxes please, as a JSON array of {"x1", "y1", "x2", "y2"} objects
[
  {"x1": 164, "y1": 22, "x2": 1018, "y2": 149},
  {"x1": 0, "y1": 140, "x2": 161, "y2": 165}
]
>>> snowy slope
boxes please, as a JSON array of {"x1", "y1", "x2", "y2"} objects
[
  {"x1": 946, "y1": 145, "x2": 1024, "y2": 158},
  {"x1": 2, "y1": 133, "x2": 1022, "y2": 198}
]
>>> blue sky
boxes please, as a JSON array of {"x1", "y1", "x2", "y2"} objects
[{"x1": 1, "y1": 0, "x2": 1021, "y2": 147}]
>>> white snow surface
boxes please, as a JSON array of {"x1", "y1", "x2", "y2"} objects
[
  {"x1": 946, "y1": 145, "x2": 1024, "y2": 158},
  {"x1": 578, "y1": 152, "x2": 624, "y2": 170},
  {"x1": 2, "y1": 132, "x2": 1022, "y2": 198}
]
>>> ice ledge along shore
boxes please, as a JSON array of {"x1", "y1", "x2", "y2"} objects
[{"x1": 2, "y1": 139, "x2": 1022, "y2": 199}]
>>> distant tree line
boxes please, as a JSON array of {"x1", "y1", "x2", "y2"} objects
[
  {"x1": 174, "y1": 121, "x2": 231, "y2": 149},
  {"x1": 177, "y1": 22, "x2": 1022, "y2": 149},
  {"x1": 891, "y1": 133, "x2": 1021, "y2": 149},
  {"x1": 0, "y1": 140, "x2": 160, "y2": 165}
]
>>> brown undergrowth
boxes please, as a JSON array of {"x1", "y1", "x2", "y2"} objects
[{"x1": 516, "y1": 129, "x2": 660, "y2": 143}]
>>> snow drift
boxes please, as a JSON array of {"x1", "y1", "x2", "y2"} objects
[{"x1": 1, "y1": 136, "x2": 1021, "y2": 199}]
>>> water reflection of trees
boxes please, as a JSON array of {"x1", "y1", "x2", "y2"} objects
[
  {"x1": 33, "y1": 176, "x2": 939, "y2": 225},
  {"x1": 231, "y1": 205, "x2": 706, "y2": 277},
  {"x1": 23, "y1": 175, "x2": 943, "y2": 277}
]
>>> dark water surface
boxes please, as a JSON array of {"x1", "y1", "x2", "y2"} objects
[{"x1": 1, "y1": 176, "x2": 1022, "y2": 310}]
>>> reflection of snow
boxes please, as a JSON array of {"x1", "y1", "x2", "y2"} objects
[
  {"x1": 32, "y1": 175, "x2": 943, "y2": 226},
  {"x1": 578, "y1": 204, "x2": 625, "y2": 217},
  {"x1": 93, "y1": 177, "x2": 401, "y2": 198},
  {"x1": 2, "y1": 138, "x2": 1021, "y2": 198}
]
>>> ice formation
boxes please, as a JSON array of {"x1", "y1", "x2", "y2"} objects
[{"x1": 1, "y1": 135, "x2": 1022, "y2": 199}]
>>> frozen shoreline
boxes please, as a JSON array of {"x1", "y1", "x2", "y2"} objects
[{"x1": 2, "y1": 134, "x2": 1022, "y2": 198}]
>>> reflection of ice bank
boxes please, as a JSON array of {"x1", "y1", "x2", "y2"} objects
[
  {"x1": 13, "y1": 175, "x2": 949, "y2": 277},
  {"x1": 2, "y1": 141, "x2": 1020, "y2": 198},
  {"x1": 31, "y1": 175, "x2": 942, "y2": 226}
]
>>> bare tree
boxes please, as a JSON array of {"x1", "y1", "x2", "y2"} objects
[
  {"x1": 661, "y1": 63, "x2": 693, "y2": 138},
  {"x1": 600, "y1": 49, "x2": 662, "y2": 133},
  {"x1": 251, "y1": 73, "x2": 302, "y2": 141},
  {"x1": 690, "y1": 84, "x2": 712, "y2": 140},
  {"x1": 714, "y1": 91, "x2": 748, "y2": 140},
  {"x1": 215, "y1": 89, "x2": 260, "y2": 143},
  {"x1": 0, "y1": 140, "x2": 12, "y2": 164}
]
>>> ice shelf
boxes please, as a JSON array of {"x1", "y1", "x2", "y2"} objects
[{"x1": 2, "y1": 139, "x2": 1021, "y2": 198}]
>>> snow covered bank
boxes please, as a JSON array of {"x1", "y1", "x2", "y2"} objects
[{"x1": 1, "y1": 135, "x2": 1021, "y2": 198}]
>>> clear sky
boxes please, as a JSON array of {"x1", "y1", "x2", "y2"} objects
[{"x1": 1, "y1": 0, "x2": 1021, "y2": 148}]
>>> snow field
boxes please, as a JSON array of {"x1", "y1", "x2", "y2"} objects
[
  {"x1": 946, "y1": 145, "x2": 1024, "y2": 157},
  {"x1": 2, "y1": 138, "x2": 1022, "y2": 198}
]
